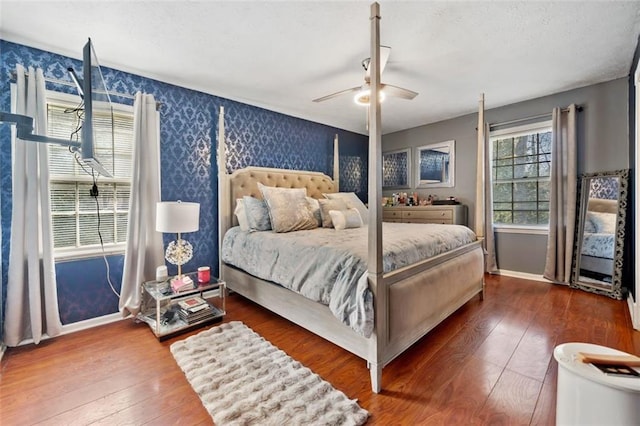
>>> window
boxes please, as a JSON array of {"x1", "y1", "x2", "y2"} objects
[
  {"x1": 491, "y1": 121, "x2": 552, "y2": 228},
  {"x1": 46, "y1": 92, "x2": 133, "y2": 258}
]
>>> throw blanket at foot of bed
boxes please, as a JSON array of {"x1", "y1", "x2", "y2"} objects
[{"x1": 170, "y1": 321, "x2": 369, "y2": 425}]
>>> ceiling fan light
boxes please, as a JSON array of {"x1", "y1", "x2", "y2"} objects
[{"x1": 354, "y1": 89, "x2": 386, "y2": 106}]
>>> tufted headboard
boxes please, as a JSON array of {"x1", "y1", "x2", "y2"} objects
[{"x1": 227, "y1": 166, "x2": 337, "y2": 226}]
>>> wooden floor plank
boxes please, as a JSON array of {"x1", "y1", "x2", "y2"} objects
[{"x1": 1, "y1": 274, "x2": 638, "y2": 425}]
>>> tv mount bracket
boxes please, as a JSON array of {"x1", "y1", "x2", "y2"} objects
[{"x1": 0, "y1": 111, "x2": 81, "y2": 149}]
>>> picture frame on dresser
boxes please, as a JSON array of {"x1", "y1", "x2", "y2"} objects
[
  {"x1": 415, "y1": 140, "x2": 455, "y2": 188},
  {"x1": 382, "y1": 148, "x2": 411, "y2": 189}
]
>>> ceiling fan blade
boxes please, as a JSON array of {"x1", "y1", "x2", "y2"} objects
[
  {"x1": 381, "y1": 83, "x2": 418, "y2": 100},
  {"x1": 312, "y1": 86, "x2": 361, "y2": 103},
  {"x1": 365, "y1": 45, "x2": 391, "y2": 80}
]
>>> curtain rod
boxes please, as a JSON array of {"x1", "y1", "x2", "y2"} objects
[
  {"x1": 489, "y1": 105, "x2": 583, "y2": 129},
  {"x1": 8, "y1": 70, "x2": 162, "y2": 109}
]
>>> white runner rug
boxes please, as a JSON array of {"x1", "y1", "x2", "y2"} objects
[{"x1": 170, "y1": 321, "x2": 369, "y2": 425}]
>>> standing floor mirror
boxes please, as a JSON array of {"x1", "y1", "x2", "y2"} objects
[{"x1": 571, "y1": 169, "x2": 628, "y2": 299}]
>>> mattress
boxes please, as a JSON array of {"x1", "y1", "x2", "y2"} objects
[{"x1": 221, "y1": 222, "x2": 476, "y2": 337}]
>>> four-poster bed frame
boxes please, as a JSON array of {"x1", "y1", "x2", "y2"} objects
[{"x1": 217, "y1": 3, "x2": 485, "y2": 393}]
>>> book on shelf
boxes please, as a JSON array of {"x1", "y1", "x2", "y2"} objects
[
  {"x1": 171, "y1": 275, "x2": 194, "y2": 293},
  {"x1": 178, "y1": 296, "x2": 207, "y2": 311},
  {"x1": 177, "y1": 303, "x2": 222, "y2": 324}
]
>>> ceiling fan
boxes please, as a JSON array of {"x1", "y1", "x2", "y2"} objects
[{"x1": 312, "y1": 46, "x2": 418, "y2": 105}]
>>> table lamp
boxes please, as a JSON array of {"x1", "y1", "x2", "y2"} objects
[{"x1": 156, "y1": 200, "x2": 200, "y2": 288}]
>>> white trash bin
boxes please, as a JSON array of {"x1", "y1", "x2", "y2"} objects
[{"x1": 554, "y1": 342, "x2": 640, "y2": 425}]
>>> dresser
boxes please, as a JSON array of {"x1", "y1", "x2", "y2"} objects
[{"x1": 383, "y1": 205, "x2": 467, "y2": 225}]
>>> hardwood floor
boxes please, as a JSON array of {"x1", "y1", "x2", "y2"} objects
[{"x1": 1, "y1": 274, "x2": 638, "y2": 425}]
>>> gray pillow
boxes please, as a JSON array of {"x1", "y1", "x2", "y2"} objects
[
  {"x1": 318, "y1": 198, "x2": 348, "y2": 228},
  {"x1": 243, "y1": 196, "x2": 271, "y2": 232},
  {"x1": 258, "y1": 183, "x2": 318, "y2": 233}
]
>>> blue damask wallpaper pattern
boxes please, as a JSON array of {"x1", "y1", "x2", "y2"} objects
[
  {"x1": 588, "y1": 176, "x2": 619, "y2": 200},
  {"x1": 383, "y1": 150, "x2": 409, "y2": 187},
  {"x1": 0, "y1": 40, "x2": 367, "y2": 329}
]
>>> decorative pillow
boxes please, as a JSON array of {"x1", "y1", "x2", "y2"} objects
[
  {"x1": 323, "y1": 192, "x2": 368, "y2": 224},
  {"x1": 234, "y1": 198, "x2": 249, "y2": 232},
  {"x1": 329, "y1": 208, "x2": 363, "y2": 230},
  {"x1": 258, "y1": 183, "x2": 318, "y2": 233},
  {"x1": 306, "y1": 197, "x2": 322, "y2": 227},
  {"x1": 587, "y1": 211, "x2": 617, "y2": 234},
  {"x1": 583, "y1": 214, "x2": 596, "y2": 234},
  {"x1": 318, "y1": 198, "x2": 348, "y2": 228},
  {"x1": 243, "y1": 196, "x2": 272, "y2": 232}
]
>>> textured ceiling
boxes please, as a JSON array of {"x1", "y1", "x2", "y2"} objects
[{"x1": 1, "y1": 1, "x2": 640, "y2": 135}]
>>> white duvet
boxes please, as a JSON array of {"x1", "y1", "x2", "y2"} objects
[{"x1": 221, "y1": 222, "x2": 476, "y2": 337}]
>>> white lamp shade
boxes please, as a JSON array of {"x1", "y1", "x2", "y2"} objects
[{"x1": 156, "y1": 201, "x2": 200, "y2": 233}]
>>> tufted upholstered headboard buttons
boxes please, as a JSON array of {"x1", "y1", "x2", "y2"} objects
[{"x1": 228, "y1": 167, "x2": 337, "y2": 226}]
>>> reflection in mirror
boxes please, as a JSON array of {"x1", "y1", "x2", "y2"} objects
[
  {"x1": 571, "y1": 170, "x2": 628, "y2": 300},
  {"x1": 382, "y1": 148, "x2": 411, "y2": 189},
  {"x1": 415, "y1": 140, "x2": 455, "y2": 188}
]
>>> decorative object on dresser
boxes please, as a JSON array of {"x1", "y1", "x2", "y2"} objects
[
  {"x1": 156, "y1": 200, "x2": 200, "y2": 286},
  {"x1": 170, "y1": 321, "x2": 369, "y2": 426},
  {"x1": 383, "y1": 204, "x2": 467, "y2": 225}
]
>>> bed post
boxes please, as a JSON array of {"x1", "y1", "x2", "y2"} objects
[
  {"x1": 217, "y1": 106, "x2": 229, "y2": 281},
  {"x1": 476, "y1": 94, "x2": 487, "y2": 299},
  {"x1": 367, "y1": 1, "x2": 385, "y2": 394},
  {"x1": 333, "y1": 134, "x2": 340, "y2": 191},
  {"x1": 475, "y1": 94, "x2": 485, "y2": 241}
]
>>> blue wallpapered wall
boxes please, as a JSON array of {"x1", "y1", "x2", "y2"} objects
[
  {"x1": 0, "y1": 40, "x2": 368, "y2": 329},
  {"x1": 383, "y1": 151, "x2": 408, "y2": 187},
  {"x1": 588, "y1": 176, "x2": 619, "y2": 200}
]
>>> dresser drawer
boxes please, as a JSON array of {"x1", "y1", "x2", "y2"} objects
[
  {"x1": 383, "y1": 210, "x2": 402, "y2": 220},
  {"x1": 402, "y1": 209, "x2": 453, "y2": 221}
]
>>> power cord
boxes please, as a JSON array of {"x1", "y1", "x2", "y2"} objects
[{"x1": 90, "y1": 179, "x2": 121, "y2": 299}]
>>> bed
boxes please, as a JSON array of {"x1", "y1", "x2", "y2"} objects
[
  {"x1": 217, "y1": 165, "x2": 484, "y2": 393},
  {"x1": 216, "y1": 3, "x2": 485, "y2": 393}
]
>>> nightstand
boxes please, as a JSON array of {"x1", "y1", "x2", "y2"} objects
[{"x1": 136, "y1": 271, "x2": 226, "y2": 340}]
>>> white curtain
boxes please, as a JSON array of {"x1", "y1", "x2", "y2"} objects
[
  {"x1": 543, "y1": 105, "x2": 577, "y2": 283},
  {"x1": 475, "y1": 94, "x2": 498, "y2": 273},
  {"x1": 119, "y1": 93, "x2": 164, "y2": 316},
  {"x1": 4, "y1": 65, "x2": 62, "y2": 346}
]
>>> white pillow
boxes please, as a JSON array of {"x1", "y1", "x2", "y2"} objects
[
  {"x1": 324, "y1": 192, "x2": 368, "y2": 224},
  {"x1": 587, "y1": 211, "x2": 617, "y2": 234},
  {"x1": 234, "y1": 198, "x2": 249, "y2": 231},
  {"x1": 328, "y1": 208, "x2": 363, "y2": 230}
]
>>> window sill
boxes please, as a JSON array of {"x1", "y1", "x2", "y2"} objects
[
  {"x1": 54, "y1": 244, "x2": 126, "y2": 262},
  {"x1": 494, "y1": 225, "x2": 549, "y2": 235}
]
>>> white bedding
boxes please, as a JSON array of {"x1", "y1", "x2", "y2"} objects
[
  {"x1": 221, "y1": 223, "x2": 476, "y2": 337},
  {"x1": 581, "y1": 232, "x2": 615, "y2": 259}
]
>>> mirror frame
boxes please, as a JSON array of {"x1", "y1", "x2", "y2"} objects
[
  {"x1": 382, "y1": 148, "x2": 411, "y2": 189},
  {"x1": 571, "y1": 169, "x2": 629, "y2": 300},
  {"x1": 415, "y1": 140, "x2": 455, "y2": 188}
]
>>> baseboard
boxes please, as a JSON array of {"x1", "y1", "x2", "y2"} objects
[
  {"x1": 61, "y1": 312, "x2": 128, "y2": 335},
  {"x1": 10, "y1": 312, "x2": 128, "y2": 347},
  {"x1": 496, "y1": 269, "x2": 555, "y2": 284},
  {"x1": 627, "y1": 294, "x2": 640, "y2": 330}
]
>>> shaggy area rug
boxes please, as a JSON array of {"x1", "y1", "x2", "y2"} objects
[{"x1": 170, "y1": 321, "x2": 369, "y2": 425}]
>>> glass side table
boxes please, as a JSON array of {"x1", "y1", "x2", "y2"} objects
[{"x1": 136, "y1": 270, "x2": 226, "y2": 340}]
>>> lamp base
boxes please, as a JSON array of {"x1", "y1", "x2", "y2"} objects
[{"x1": 171, "y1": 275, "x2": 194, "y2": 293}]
